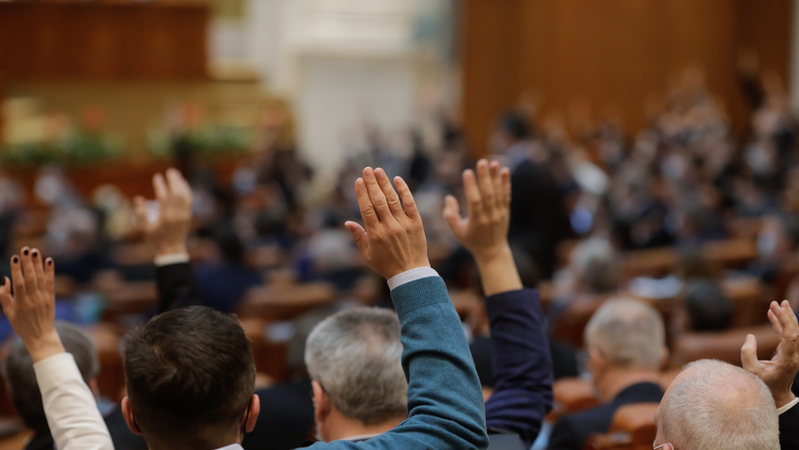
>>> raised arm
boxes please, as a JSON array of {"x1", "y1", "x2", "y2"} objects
[
  {"x1": 133, "y1": 168, "x2": 201, "y2": 313},
  {"x1": 742, "y1": 300, "x2": 799, "y2": 450},
  {"x1": 311, "y1": 167, "x2": 488, "y2": 449},
  {"x1": 444, "y1": 159, "x2": 554, "y2": 446},
  {"x1": 0, "y1": 248, "x2": 113, "y2": 450}
]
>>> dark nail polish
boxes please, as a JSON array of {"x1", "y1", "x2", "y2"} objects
[
  {"x1": 0, "y1": 278, "x2": 5, "y2": 286},
  {"x1": 23, "y1": 249, "x2": 28, "y2": 256},
  {"x1": 47, "y1": 260, "x2": 52, "y2": 266},
  {"x1": 32, "y1": 251, "x2": 38, "y2": 258},
  {"x1": 12, "y1": 257, "x2": 18, "y2": 263}
]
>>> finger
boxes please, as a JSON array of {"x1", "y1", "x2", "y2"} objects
[
  {"x1": 476, "y1": 159, "x2": 497, "y2": 212},
  {"x1": 20, "y1": 248, "x2": 37, "y2": 297},
  {"x1": 44, "y1": 258, "x2": 55, "y2": 298},
  {"x1": 363, "y1": 167, "x2": 392, "y2": 222},
  {"x1": 741, "y1": 334, "x2": 759, "y2": 373},
  {"x1": 394, "y1": 177, "x2": 420, "y2": 221},
  {"x1": 354, "y1": 178, "x2": 379, "y2": 229},
  {"x1": 153, "y1": 173, "x2": 169, "y2": 204},
  {"x1": 31, "y1": 249, "x2": 45, "y2": 290},
  {"x1": 10, "y1": 254, "x2": 24, "y2": 300},
  {"x1": 463, "y1": 169, "x2": 483, "y2": 220},
  {"x1": 500, "y1": 167, "x2": 511, "y2": 207},
  {"x1": 768, "y1": 303, "x2": 784, "y2": 340},
  {"x1": 167, "y1": 168, "x2": 193, "y2": 205},
  {"x1": 0, "y1": 277, "x2": 12, "y2": 317},
  {"x1": 442, "y1": 195, "x2": 464, "y2": 236},
  {"x1": 133, "y1": 196, "x2": 151, "y2": 230},
  {"x1": 374, "y1": 168, "x2": 404, "y2": 219},
  {"x1": 777, "y1": 300, "x2": 798, "y2": 342},
  {"x1": 489, "y1": 160, "x2": 503, "y2": 201},
  {"x1": 345, "y1": 221, "x2": 369, "y2": 254}
]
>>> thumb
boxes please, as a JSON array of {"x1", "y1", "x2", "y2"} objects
[
  {"x1": 0, "y1": 277, "x2": 13, "y2": 317},
  {"x1": 442, "y1": 195, "x2": 464, "y2": 236},
  {"x1": 741, "y1": 334, "x2": 759, "y2": 373},
  {"x1": 345, "y1": 221, "x2": 369, "y2": 254}
]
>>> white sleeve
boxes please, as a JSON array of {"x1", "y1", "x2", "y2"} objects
[
  {"x1": 34, "y1": 353, "x2": 114, "y2": 450},
  {"x1": 386, "y1": 267, "x2": 440, "y2": 291},
  {"x1": 778, "y1": 397, "x2": 799, "y2": 415}
]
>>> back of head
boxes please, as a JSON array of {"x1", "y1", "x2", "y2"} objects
[
  {"x1": 660, "y1": 360, "x2": 778, "y2": 450},
  {"x1": 305, "y1": 307, "x2": 407, "y2": 425},
  {"x1": 572, "y1": 238, "x2": 620, "y2": 294},
  {"x1": 498, "y1": 112, "x2": 532, "y2": 142},
  {"x1": 584, "y1": 298, "x2": 665, "y2": 370},
  {"x1": 683, "y1": 280, "x2": 733, "y2": 331},
  {"x1": 4, "y1": 322, "x2": 98, "y2": 431},
  {"x1": 123, "y1": 306, "x2": 255, "y2": 446}
]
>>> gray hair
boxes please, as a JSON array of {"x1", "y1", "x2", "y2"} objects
[
  {"x1": 584, "y1": 298, "x2": 665, "y2": 370},
  {"x1": 572, "y1": 238, "x2": 620, "y2": 293},
  {"x1": 660, "y1": 360, "x2": 779, "y2": 450},
  {"x1": 3, "y1": 322, "x2": 99, "y2": 431},
  {"x1": 305, "y1": 307, "x2": 407, "y2": 425}
]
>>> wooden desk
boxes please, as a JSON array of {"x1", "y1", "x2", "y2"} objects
[{"x1": 0, "y1": 1, "x2": 209, "y2": 80}]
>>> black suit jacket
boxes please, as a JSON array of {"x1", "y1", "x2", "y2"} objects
[
  {"x1": 547, "y1": 382, "x2": 664, "y2": 450},
  {"x1": 781, "y1": 403, "x2": 799, "y2": 450}
]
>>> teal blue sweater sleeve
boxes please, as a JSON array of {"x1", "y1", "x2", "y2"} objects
[{"x1": 306, "y1": 276, "x2": 489, "y2": 450}]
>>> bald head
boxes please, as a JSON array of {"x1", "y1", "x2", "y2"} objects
[{"x1": 658, "y1": 360, "x2": 779, "y2": 450}]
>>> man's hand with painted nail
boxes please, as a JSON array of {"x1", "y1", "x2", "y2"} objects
[
  {"x1": 345, "y1": 167, "x2": 431, "y2": 280},
  {"x1": 133, "y1": 168, "x2": 193, "y2": 257},
  {"x1": 0, "y1": 247, "x2": 62, "y2": 362},
  {"x1": 741, "y1": 300, "x2": 799, "y2": 408}
]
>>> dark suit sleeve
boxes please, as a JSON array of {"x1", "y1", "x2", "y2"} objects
[
  {"x1": 547, "y1": 417, "x2": 581, "y2": 450},
  {"x1": 155, "y1": 262, "x2": 202, "y2": 313},
  {"x1": 780, "y1": 402, "x2": 799, "y2": 450},
  {"x1": 484, "y1": 288, "x2": 554, "y2": 448}
]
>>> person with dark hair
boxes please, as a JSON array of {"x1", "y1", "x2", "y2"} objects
[
  {"x1": 490, "y1": 111, "x2": 571, "y2": 279},
  {"x1": 6, "y1": 167, "x2": 490, "y2": 450},
  {"x1": 683, "y1": 279, "x2": 733, "y2": 332}
]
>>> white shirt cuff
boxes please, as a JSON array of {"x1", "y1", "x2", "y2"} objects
[
  {"x1": 154, "y1": 253, "x2": 190, "y2": 267},
  {"x1": 387, "y1": 267, "x2": 439, "y2": 291},
  {"x1": 777, "y1": 397, "x2": 799, "y2": 415}
]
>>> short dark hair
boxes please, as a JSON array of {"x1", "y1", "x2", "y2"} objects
[
  {"x1": 123, "y1": 306, "x2": 255, "y2": 443},
  {"x1": 684, "y1": 279, "x2": 733, "y2": 332},
  {"x1": 498, "y1": 112, "x2": 532, "y2": 141},
  {"x1": 4, "y1": 322, "x2": 99, "y2": 431}
]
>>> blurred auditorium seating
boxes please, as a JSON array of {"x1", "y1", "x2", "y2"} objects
[
  {"x1": 668, "y1": 325, "x2": 779, "y2": 369},
  {"x1": 546, "y1": 377, "x2": 598, "y2": 423},
  {"x1": 584, "y1": 403, "x2": 659, "y2": 450},
  {"x1": 238, "y1": 281, "x2": 337, "y2": 322},
  {"x1": 621, "y1": 239, "x2": 758, "y2": 280}
]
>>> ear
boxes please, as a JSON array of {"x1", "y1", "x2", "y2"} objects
[
  {"x1": 243, "y1": 394, "x2": 260, "y2": 433},
  {"x1": 121, "y1": 397, "x2": 142, "y2": 435},
  {"x1": 311, "y1": 380, "x2": 329, "y2": 423}
]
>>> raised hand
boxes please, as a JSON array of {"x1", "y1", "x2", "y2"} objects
[
  {"x1": 741, "y1": 300, "x2": 799, "y2": 408},
  {"x1": 0, "y1": 247, "x2": 63, "y2": 362},
  {"x1": 134, "y1": 168, "x2": 193, "y2": 257},
  {"x1": 345, "y1": 167, "x2": 430, "y2": 280},
  {"x1": 443, "y1": 159, "x2": 521, "y2": 296}
]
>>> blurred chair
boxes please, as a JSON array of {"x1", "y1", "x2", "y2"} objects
[
  {"x1": 722, "y1": 277, "x2": 771, "y2": 328},
  {"x1": 237, "y1": 281, "x2": 337, "y2": 322},
  {"x1": 703, "y1": 239, "x2": 758, "y2": 270},
  {"x1": 545, "y1": 377, "x2": 598, "y2": 423},
  {"x1": 621, "y1": 247, "x2": 677, "y2": 280},
  {"x1": 100, "y1": 281, "x2": 158, "y2": 322},
  {"x1": 88, "y1": 323, "x2": 125, "y2": 403},
  {"x1": 668, "y1": 325, "x2": 778, "y2": 369},
  {"x1": 583, "y1": 403, "x2": 659, "y2": 450}
]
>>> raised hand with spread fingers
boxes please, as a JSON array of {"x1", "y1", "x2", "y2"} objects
[
  {"x1": 344, "y1": 167, "x2": 430, "y2": 280},
  {"x1": 133, "y1": 168, "x2": 193, "y2": 258},
  {"x1": 742, "y1": 300, "x2": 799, "y2": 408},
  {"x1": 0, "y1": 247, "x2": 61, "y2": 362}
]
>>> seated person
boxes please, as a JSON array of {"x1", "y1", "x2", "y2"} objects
[
  {"x1": 656, "y1": 300, "x2": 799, "y2": 449},
  {"x1": 548, "y1": 298, "x2": 667, "y2": 450},
  {"x1": 683, "y1": 279, "x2": 733, "y2": 332},
  {"x1": 3, "y1": 321, "x2": 146, "y2": 450},
  {"x1": 1, "y1": 166, "x2": 490, "y2": 450}
]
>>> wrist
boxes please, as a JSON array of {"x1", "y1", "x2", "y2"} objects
[
  {"x1": 774, "y1": 390, "x2": 797, "y2": 409},
  {"x1": 24, "y1": 330, "x2": 65, "y2": 363},
  {"x1": 154, "y1": 243, "x2": 188, "y2": 258},
  {"x1": 472, "y1": 244, "x2": 513, "y2": 268}
]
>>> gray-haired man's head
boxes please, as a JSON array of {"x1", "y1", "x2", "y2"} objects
[
  {"x1": 656, "y1": 359, "x2": 779, "y2": 450},
  {"x1": 305, "y1": 307, "x2": 407, "y2": 434},
  {"x1": 3, "y1": 322, "x2": 99, "y2": 431}
]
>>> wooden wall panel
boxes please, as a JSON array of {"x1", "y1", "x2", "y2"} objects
[
  {"x1": 0, "y1": 2, "x2": 209, "y2": 81},
  {"x1": 463, "y1": 0, "x2": 793, "y2": 154}
]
